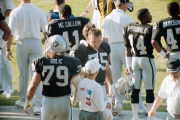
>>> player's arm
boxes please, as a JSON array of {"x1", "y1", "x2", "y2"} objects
[
  {"x1": 151, "y1": 40, "x2": 169, "y2": 59},
  {"x1": 105, "y1": 59, "x2": 115, "y2": 97},
  {"x1": 151, "y1": 22, "x2": 169, "y2": 59},
  {"x1": 4, "y1": 0, "x2": 15, "y2": 17},
  {"x1": 125, "y1": 47, "x2": 132, "y2": 75},
  {"x1": 148, "y1": 96, "x2": 164, "y2": 118},
  {"x1": 40, "y1": 10, "x2": 48, "y2": 44},
  {"x1": 80, "y1": 0, "x2": 93, "y2": 17},
  {"x1": 4, "y1": 9, "x2": 12, "y2": 17},
  {"x1": 102, "y1": 20, "x2": 109, "y2": 43},
  {"x1": 124, "y1": 25, "x2": 132, "y2": 75},
  {"x1": 70, "y1": 59, "x2": 82, "y2": 107},
  {"x1": 6, "y1": 10, "x2": 16, "y2": 61},
  {"x1": 24, "y1": 72, "x2": 41, "y2": 115},
  {"x1": 0, "y1": 20, "x2": 11, "y2": 48},
  {"x1": 149, "y1": 79, "x2": 166, "y2": 118},
  {"x1": 0, "y1": 11, "x2": 10, "y2": 49}
]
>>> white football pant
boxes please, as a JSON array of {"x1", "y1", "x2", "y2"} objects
[
  {"x1": 42, "y1": 95, "x2": 72, "y2": 120},
  {"x1": 110, "y1": 42, "x2": 145, "y2": 107},
  {"x1": 0, "y1": 30, "x2": 13, "y2": 91},
  {"x1": 16, "y1": 37, "x2": 42, "y2": 107}
]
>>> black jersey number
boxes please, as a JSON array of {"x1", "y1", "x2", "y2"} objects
[
  {"x1": 62, "y1": 30, "x2": 79, "y2": 50},
  {"x1": 166, "y1": 28, "x2": 180, "y2": 50},
  {"x1": 43, "y1": 66, "x2": 68, "y2": 87},
  {"x1": 128, "y1": 34, "x2": 147, "y2": 55}
]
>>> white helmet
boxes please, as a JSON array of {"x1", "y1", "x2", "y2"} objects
[
  {"x1": 115, "y1": 77, "x2": 133, "y2": 96},
  {"x1": 45, "y1": 35, "x2": 67, "y2": 55},
  {"x1": 112, "y1": 98, "x2": 122, "y2": 117}
]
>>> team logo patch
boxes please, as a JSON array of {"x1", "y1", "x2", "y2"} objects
[
  {"x1": 169, "y1": 64, "x2": 174, "y2": 68},
  {"x1": 87, "y1": 89, "x2": 92, "y2": 95},
  {"x1": 86, "y1": 97, "x2": 91, "y2": 106},
  {"x1": 53, "y1": 41, "x2": 59, "y2": 47}
]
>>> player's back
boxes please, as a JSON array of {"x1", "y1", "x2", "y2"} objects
[
  {"x1": 152, "y1": 17, "x2": 180, "y2": 52},
  {"x1": 46, "y1": 17, "x2": 90, "y2": 52},
  {"x1": 33, "y1": 56, "x2": 81, "y2": 97},
  {"x1": 124, "y1": 23, "x2": 154, "y2": 58}
]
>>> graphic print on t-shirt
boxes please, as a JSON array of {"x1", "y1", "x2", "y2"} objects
[{"x1": 86, "y1": 89, "x2": 92, "y2": 106}]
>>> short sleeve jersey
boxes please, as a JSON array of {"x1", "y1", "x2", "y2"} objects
[
  {"x1": 0, "y1": 10, "x2": 5, "y2": 22},
  {"x1": 124, "y1": 23, "x2": 154, "y2": 58},
  {"x1": 152, "y1": 17, "x2": 180, "y2": 52},
  {"x1": 70, "y1": 41, "x2": 110, "y2": 84},
  {"x1": 45, "y1": 17, "x2": 90, "y2": 52},
  {"x1": 32, "y1": 56, "x2": 82, "y2": 97}
]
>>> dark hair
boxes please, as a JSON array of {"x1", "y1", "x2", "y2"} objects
[
  {"x1": 59, "y1": 4, "x2": 71, "y2": 17},
  {"x1": 54, "y1": 0, "x2": 65, "y2": 6},
  {"x1": 137, "y1": 8, "x2": 148, "y2": 21},
  {"x1": 83, "y1": 23, "x2": 96, "y2": 39},
  {"x1": 167, "y1": 2, "x2": 179, "y2": 16}
]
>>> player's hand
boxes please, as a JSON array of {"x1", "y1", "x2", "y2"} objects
[
  {"x1": 109, "y1": 84, "x2": 115, "y2": 98},
  {"x1": 80, "y1": 11, "x2": 87, "y2": 17},
  {"x1": 70, "y1": 90, "x2": 77, "y2": 107},
  {"x1": 148, "y1": 109, "x2": 156, "y2": 118},
  {"x1": 164, "y1": 52, "x2": 170, "y2": 59},
  {"x1": 125, "y1": 67, "x2": 131, "y2": 75},
  {"x1": 6, "y1": 51, "x2": 13, "y2": 61},
  {"x1": 0, "y1": 47, "x2": 2, "y2": 50},
  {"x1": 24, "y1": 100, "x2": 33, "y2": 115},
  {"x1": 106, "y1": 102, "x2": 111, "y2": 109},
  {"x1": 41, "y1": 37, "x2": 47, "y2": 45}
]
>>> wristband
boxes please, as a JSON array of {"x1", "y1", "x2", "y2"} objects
[
  {"x1": 7, "y1": 49, "x2": 10, "y2": 51},
  {"x1": 0, "y1": 39, "x2": 7, "y2": 48},
  {"x1": 158, "y1": 50, "x2": 166, "y2": 58},
  {"x1": 125, "y1": 57, "x2": 132, "y2": 68},
  {"x1": 25, "y1": 99, "x2": 31, "y2": 104},
  {"x1": 85, "y1": 11, "x2": 88, "y2": 13}
]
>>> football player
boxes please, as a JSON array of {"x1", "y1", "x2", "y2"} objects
[
  {"x1": 0, "y1": 0, "x2": 15, "y2": 95},
  {"x1": 70, "y1": 27, "x2": 115, "y2": 103},
  {"x1": 80, "y1": 0, "x2": 133, "y2": 30},
  {"x1": 151, "y1": 2, "x2": 180, "y2": 59},
  {"x1": 45, "y1": 4, "x2": 90, "y2": 53},
  {"x1": 24, "y1": 35, "x2": 82, "y2": 120},
  {"x1": 124, "y1": 8, "x2": 161, "y2": 120},
  {"x1": 45, "y1": 0, "x2": 75, "y2": 22}
]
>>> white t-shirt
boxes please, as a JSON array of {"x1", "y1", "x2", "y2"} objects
[
  {"x1": 76, "y1": 78, "x2": 106, "y2": 112},
  {"x1": 9, "y1": 3, "x2": 47, "y2": 40},
  {"x1": 102, "y1": 9, "x2": 133, "y2": 44},
  {"x1": 0, "y1": 0, "x2": 15, "y2": 21},
  {"x1": 158, "y1": 75, "x2": 180, "y2": 115},
  {"x1": 0, "y1": 0, "x2": 15, "y2": 11}
]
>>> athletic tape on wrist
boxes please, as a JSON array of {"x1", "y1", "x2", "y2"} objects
[
  {"x1": 0, "y1": 39, "x2": 7, "y2": 48},
  {"x1": 125, "y1": 57, "x2": 132, "y2": 68},
  {"x1": 158, "y1": 50, "x2": 166, "y2": 58}
]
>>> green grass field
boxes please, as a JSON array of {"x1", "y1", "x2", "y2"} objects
[{"x1": 0, "y1": 0, "x2": 180, "y2": 112}]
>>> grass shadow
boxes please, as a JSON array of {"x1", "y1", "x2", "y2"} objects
[{"x1": 0, "y1": 90, "x2": 20, "y2": 106}]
